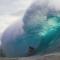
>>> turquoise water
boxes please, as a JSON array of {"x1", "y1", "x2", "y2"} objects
[
  {"x1": 37, "y1": 16, "x2": 60, "y2": 53},
  {"x1": 23, "y1": 15, "x2": 60, "y2": 54}
]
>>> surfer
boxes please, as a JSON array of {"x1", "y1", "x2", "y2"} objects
[{"x1": 27, "y1": 46, "x2": 36, "y2": 56}]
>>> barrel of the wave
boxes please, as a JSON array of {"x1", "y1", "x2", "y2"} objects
[{"x1": 36, "y1": 16, "x2": 60, "y2": 54}]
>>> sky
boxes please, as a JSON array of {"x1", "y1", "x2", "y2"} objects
[
  {"x1": 0, "y1": 0, "x2": 60, "y2": 45},
  {"x1": 49, "y1": 0, "x2": 60, "y2": 11},
  {"x1": 0, "y1": 0, "x2": 34, "y2": 34}
]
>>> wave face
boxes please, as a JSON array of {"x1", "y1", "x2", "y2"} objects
[
  {"x1": 23, "y1": 1, "x2": 60, "y2": 54},
  {"x1": 2, "y1": 0, "x2": 60, "y2": 57}
]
